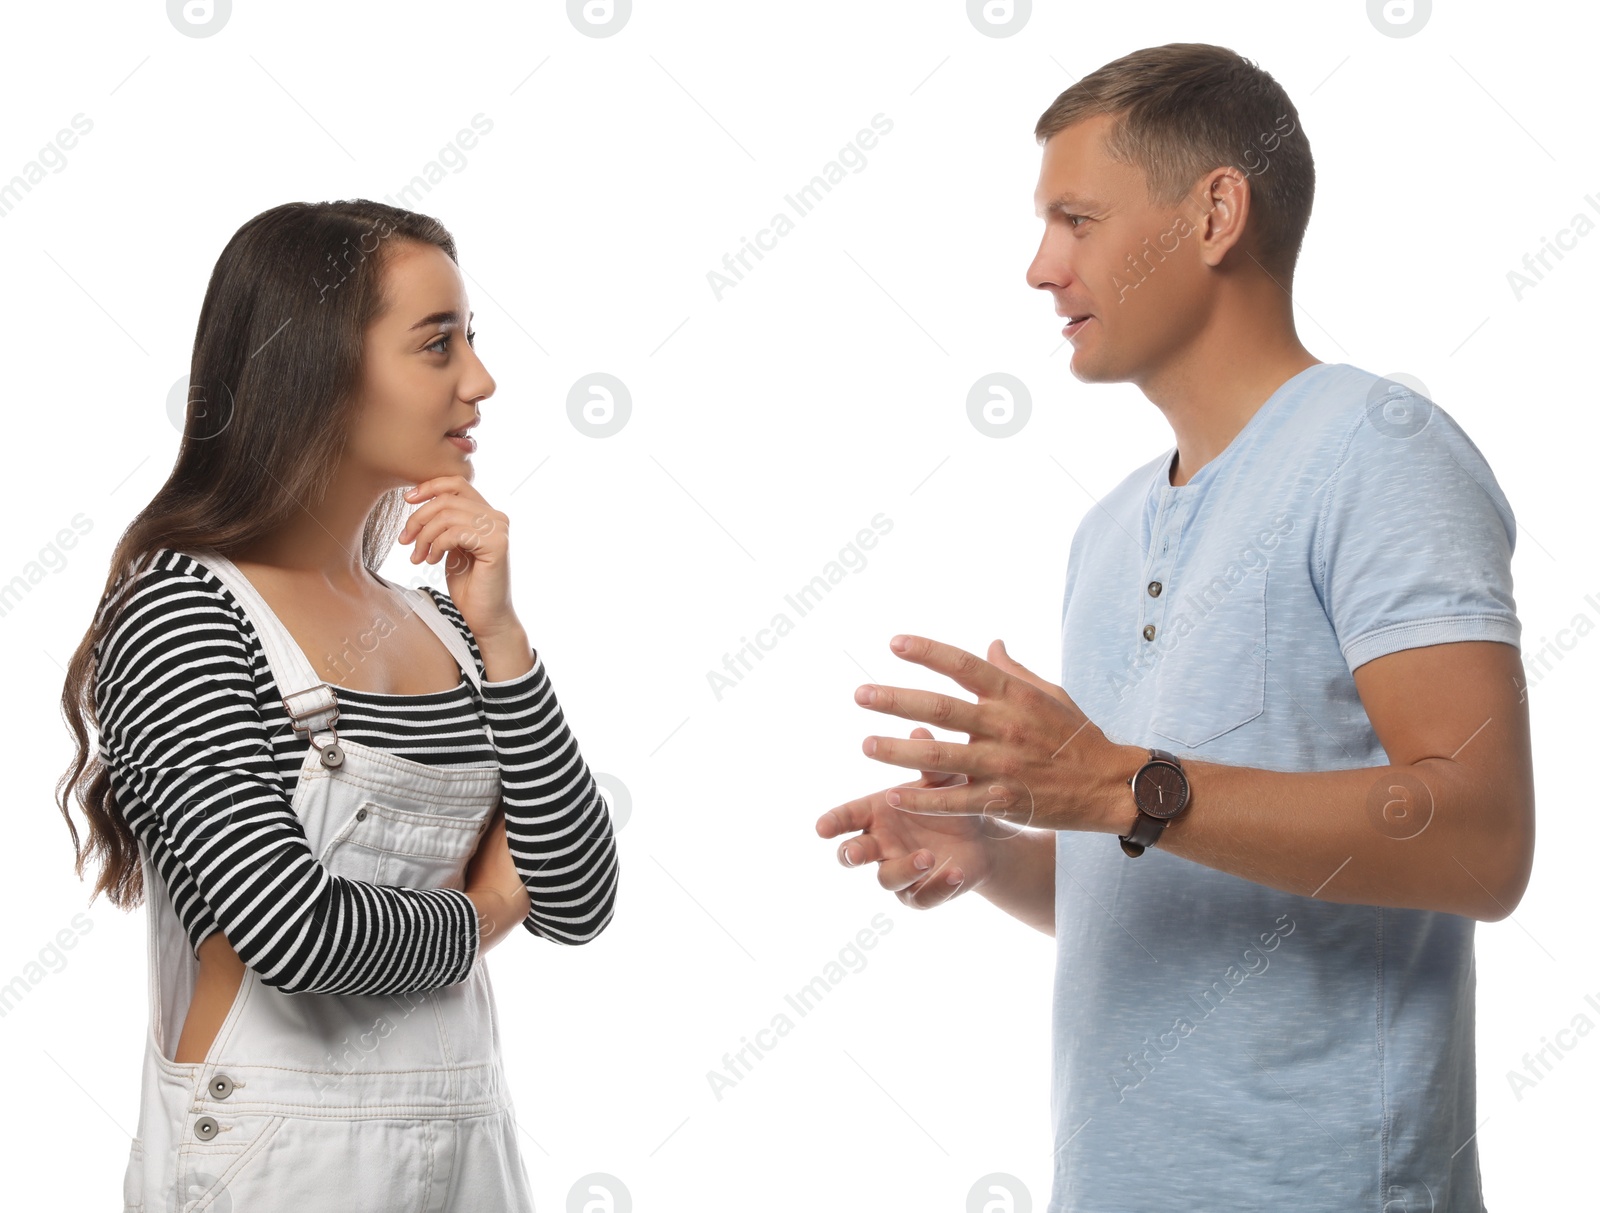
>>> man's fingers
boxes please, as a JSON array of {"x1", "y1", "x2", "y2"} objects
[
  {"x1": 890, "y1": 779, "x2": 1023, "y2": 817},
  {"x1": 865, "y1": 731, "x2": 981, "y2": 777},
  {"x1": 904, "y1": 868, "x2": 967, "y2": 908},
  {"x1": 878, "y1": 852, "x2": 968, "y2": 905},
  {"x1": 821, "y1": 726, "x2": 958, "y2": 840},
  {"x1": 877, "y1": 849, "x2": 945, "y2": 893},
  {"x1": 816, "y1": 795, "x2": 874, "y2": 838},
  {"x1": 842, "y1": 837, "x2": 967, "y2": 902},
  {"x1": 857, "y1": 682, "x2": 984, "y2": 735},
  {"x1": 911, "y1": 727, "x2": 961, "y2": 786},
  {"x1": 888, "y1": 633, "x2": 1008, "y2": 698},
  {"x1": 837, "y1": 833, "x2": 887, "y2": 867}
]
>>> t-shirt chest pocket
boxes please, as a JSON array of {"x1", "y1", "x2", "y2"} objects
[
  {"x1": 320, "y1": 798, "x2": 494, "y2": 889},
  {"x1": 1147, "y1": 564, "x2": 1269, "y2": 749}
]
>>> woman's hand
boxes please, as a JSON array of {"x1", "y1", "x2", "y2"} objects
[
  {"x1": 463, "y1": 806, "x2": 531, "y2": 955},
  {"x1": 399, "y1": 476, "x2": 518, "y2": 642}
]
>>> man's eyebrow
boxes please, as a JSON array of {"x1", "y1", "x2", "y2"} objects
[
  {"x1": 408, "y1": 309, "x2": 475, "y2": 331},
  {"x1": 1035, "y1": 192, "x2": 1104, "y2": 217}
]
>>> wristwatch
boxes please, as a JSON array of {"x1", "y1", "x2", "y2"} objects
[{"x1": 1119, "y1": 747, "x2": 1191, "y2": 857}]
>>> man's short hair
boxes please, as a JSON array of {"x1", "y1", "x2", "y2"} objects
[{"x1": 1035, "y1": 43, "x2": 1315, "y2": 284}]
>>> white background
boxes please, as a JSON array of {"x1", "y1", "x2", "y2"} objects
[{"x1": 2, "y1": 0, "x2": 1594, "y2": 1209}]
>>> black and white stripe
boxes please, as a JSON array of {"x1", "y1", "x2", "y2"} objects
[{"x1": 93, "y1": 549, "x2": 618, "y2": 996}]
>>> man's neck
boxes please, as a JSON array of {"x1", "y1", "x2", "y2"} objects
[{"x1": 1157, "y1": 346, "x2": 1322, "y2": 487}]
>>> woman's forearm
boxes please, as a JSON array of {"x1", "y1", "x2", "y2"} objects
[
  {"x1": 478, "y1": 655, "x2": 620, "y2": 945},
  {"x1": 475, "y1": 621, "x2": 535, "y2": 683},
  {"x1": 464, "y1": 808, "x2": 532, "y2": 955},
  {"x1": 467, "y1": 883, "x2": 532, "y2": 955}
]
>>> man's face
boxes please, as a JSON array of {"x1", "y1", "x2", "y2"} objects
[{"x1": 1027, "y1": 112, "x2": 1214, "y2": 386}]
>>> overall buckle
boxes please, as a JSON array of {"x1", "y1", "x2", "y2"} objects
[{"x1": 281, "y1": 684, "x2": 345, "y2": 768}]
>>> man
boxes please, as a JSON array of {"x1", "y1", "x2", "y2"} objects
[{"x1": 817, "y1": 42, "x2": 1532, "y2": 1213}]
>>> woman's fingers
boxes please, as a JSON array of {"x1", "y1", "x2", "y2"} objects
[{"x1": 408, "y1": 513, "x2": 476, "y2": 564}]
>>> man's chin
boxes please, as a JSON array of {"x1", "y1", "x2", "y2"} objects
[{"x1": 1067, "y1": 348, "x2": 1114, "y2": 385}]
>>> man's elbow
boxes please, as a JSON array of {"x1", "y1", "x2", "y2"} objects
[{"x1": 1475, "y1": 800, "x2": 1534, "y2": 922}]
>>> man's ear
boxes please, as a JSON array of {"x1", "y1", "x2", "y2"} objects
[{"x1": 1196, "y1": 166, "x2": 1253, "y2": 269}]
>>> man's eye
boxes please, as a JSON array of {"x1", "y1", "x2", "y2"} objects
[{"x1": 1067, "y1": 214, "x2": 1088, "y2": 230}]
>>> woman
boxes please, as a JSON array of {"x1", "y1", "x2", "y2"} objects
[{"x1": 55, "y1": 200, "x2": 619, "y2": 1211}]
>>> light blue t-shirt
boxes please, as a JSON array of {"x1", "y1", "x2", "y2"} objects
[{"x1": 1049, "y1": 361, "x2": 1520, "y2": 1213}]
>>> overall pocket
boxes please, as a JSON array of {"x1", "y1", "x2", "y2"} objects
[
  {"x1": 320, "y1": 799, "x2": 491, "y2": 889},
  {"x1": 172, "y1": 934, "x2": 251, "y2": 1065},
  {"x1": 175, "y1": 1112, "x2": 284, "y2": 1211},
  {"x1": 122, "y1": 1137, "x2": 144, "y2": 1212}
]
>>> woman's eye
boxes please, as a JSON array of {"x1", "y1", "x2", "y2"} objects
[
  {"x1": 428, "y1": 330, "x2": 476, "y2": 354},
  {"x1": 1067, "y1": 214, "x2": 1088, "y2": 230}
]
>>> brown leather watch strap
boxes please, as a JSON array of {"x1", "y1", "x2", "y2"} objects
[{"x1": 1119, "y1": 810, "x2": 1166, "y2": 857}]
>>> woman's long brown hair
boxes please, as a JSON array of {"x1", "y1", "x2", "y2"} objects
[{"x1": 56, "y1": 199, "x2": 459, "y2": 911}]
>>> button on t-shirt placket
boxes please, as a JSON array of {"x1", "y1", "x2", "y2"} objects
[{"x1": 1141, "y1": 491, "x2": 1184, "y2": 649}]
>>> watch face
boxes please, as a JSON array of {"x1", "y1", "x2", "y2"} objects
[{"x1": 1134, "y1": 760, "x2": 1189, "y2": 819}]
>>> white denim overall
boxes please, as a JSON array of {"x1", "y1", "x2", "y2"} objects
[{"x1": 122, "y1": 548, "x2": 534, "y2": 1213}]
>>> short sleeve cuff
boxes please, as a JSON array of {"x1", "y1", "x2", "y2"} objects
[{"x1": 1341, "y1": 614, "x2": 1521, "y2": 673}]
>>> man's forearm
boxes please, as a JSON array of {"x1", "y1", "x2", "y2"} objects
[
  {"x1": 1086, "y1": 743, "x2": 1531, "y2": 922},
  {"x1": 977, "y1": 825, "x2": 1056, "y2": 936}
]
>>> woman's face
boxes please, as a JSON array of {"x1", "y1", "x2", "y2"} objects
[{"x1": 344, "y1": 239, "x2": 495, "y2": 489}]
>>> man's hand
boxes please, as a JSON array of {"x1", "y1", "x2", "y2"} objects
[
  {"x1": 816, "y1": 727, "x2": 996, "y2": 907},
  {"x1": 852, "y1": 634, "x2": 1139, "y2": 835}
]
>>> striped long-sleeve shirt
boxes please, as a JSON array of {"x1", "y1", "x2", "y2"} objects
[{"x1": 92, "y1": 548, "x2": 618, "y2": 996}]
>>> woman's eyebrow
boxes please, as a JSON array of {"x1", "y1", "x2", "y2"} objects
[{"x1": 408, "y1": 309, "x2": 475, "y2": 331}]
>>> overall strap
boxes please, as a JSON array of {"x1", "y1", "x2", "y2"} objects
[
  {"x1": 383, "y1": 579, "x2": 486, "y2": 694},
  {"x1": 182, "y1": 548, "x2": 346, "y2": 768},
  {"x1": 382, "y1": 578, "x2": 499, "y2": 751}
]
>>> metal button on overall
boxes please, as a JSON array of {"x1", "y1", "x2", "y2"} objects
[
  {"x1": 209, "y1": 1074, "x2": 234, "y2": 1100},
  {"x1": 1142, "y1": 624, "x2": 1157, "y2": 640},
  {"x1": 194, "y1": 1116, "x2": 219, "y2": 1141},
  {"x1": 1148, "y1": 581, "x2": 1162, "y2": 597}
]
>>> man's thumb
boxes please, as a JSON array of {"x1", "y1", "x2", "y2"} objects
[{"x1": 989, "y1": 638, "x2": 1074, "y2": 706}]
